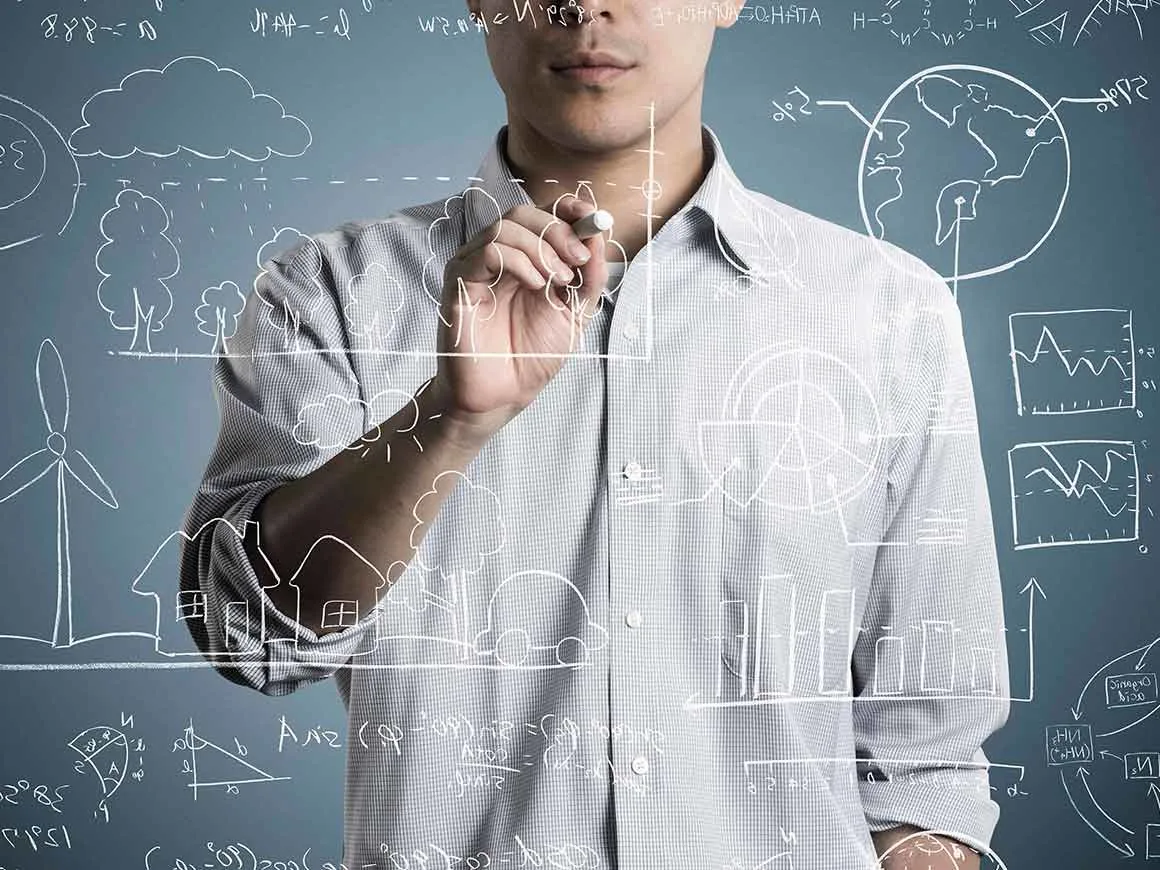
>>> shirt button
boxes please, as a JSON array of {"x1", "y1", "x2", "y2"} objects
[
  {"x1": 622, "y1": 320, "x2": 639, "y2": 340},
  {"x1": 623, "y1": 461, "x2": 643, "y2": 480},
  {"x1": 625, "y1": 610, "x2": 643, "y2": 628},
  {"x1": 631, "y1": 755, "x2": 649, "y2": 775}
]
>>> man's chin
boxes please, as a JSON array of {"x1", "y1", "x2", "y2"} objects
[{"x1": 539, "y1": 112, "x2": 651, "y2": 154}]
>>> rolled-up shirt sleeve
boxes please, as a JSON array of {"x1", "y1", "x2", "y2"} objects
[
  {"x1": 851, "y1": 261, "x2": 1011, "y2": 853},
  {"x1": 178, "y1": 246, "x2": 382, "y2": 696}
]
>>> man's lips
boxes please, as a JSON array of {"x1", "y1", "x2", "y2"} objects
[{"x1": 551, "y1": 64, "x2": 634, "y2": 84}]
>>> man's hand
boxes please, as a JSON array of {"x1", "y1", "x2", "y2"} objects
[
  {"x1": 430, "y1": 195, "x2": 609, "y2": 435},
  {"x1": 872, "y1": 826, "x2": 982, "y2": 870}
]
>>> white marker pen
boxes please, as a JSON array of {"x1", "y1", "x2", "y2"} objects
[{"x1": 570, "y1": 209, "x2": 614, "y2": 240}]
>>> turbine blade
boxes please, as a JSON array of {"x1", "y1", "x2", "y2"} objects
[
  {"x1": 0, "y1": 449, "x2": 56, "y2": 503},
  {"x1": 35, "y1": 338, "x2": 70, "y2": 434},
  {"x1": 62, "y1": 448, "x2": 118, "y2": 509}
]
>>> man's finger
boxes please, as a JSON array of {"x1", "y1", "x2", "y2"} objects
[{"x1": 549, "y1": 194, "x2": 597, "y2": 224}]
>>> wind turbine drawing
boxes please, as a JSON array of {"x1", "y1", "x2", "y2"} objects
[{"x1": 0, "y1": 338, "x2": 119, "y2": 647}]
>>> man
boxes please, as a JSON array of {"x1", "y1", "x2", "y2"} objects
[{"x1": 179, "y1": 1, "x2": 1010, "y2": 868}]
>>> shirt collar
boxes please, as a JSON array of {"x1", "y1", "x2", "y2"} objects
[{"x1": 464, "y1": 124, "x2": 763, "y2": 275}]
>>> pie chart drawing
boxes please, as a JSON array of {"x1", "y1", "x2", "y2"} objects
[
  {"x1": 0, "y1": 94, "x2": 80, "y2": 252},
  {"x1": 698, "y1": 346, "x2": 882, "y2": 512}
]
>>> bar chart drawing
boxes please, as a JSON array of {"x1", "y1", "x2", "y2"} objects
[
  {"x1": 971, "y1": 646, "x2": 999, "y2": 695},
  {"x1": 752, "y1": 576, "x2": 796, "y2": 700},
  {"x1": 1008, "y1": 440, "x2": 1140, "y2": 549},
  {"x1": 872, "y1": 635, "x2": 905, "y2": 695},
  {"x1": 818, "y1": 589, "x2": 856, "y2": 695},
  {"x1": 919, "y1": 620, "x2": 956, "y2": 694},
  {"x1": 716, "y1": 575, "x2": 797, "y2": 700},
  {"x1": 1008, "y1": 308, "x2": 1135, "y2": 416}
]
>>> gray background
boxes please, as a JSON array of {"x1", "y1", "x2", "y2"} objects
[{"x1": 0, "y1": 1, "x2": 1157, "y2": 868}]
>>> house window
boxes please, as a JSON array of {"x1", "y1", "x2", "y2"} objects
[
  {"x1": 177, "y1": 590, "x2": 207, "y2": 621},
  {"x1": 321, "y1": 599, "x2": 358, "y2": 629}
]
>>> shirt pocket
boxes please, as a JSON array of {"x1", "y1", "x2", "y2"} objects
[{"x1": 714, "y1": 435, "x2": 867, "y2": 706}]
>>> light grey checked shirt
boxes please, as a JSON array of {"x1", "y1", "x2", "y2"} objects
[{"x1": 180, "y1": 125, "x2": 1010, "y2": 870}]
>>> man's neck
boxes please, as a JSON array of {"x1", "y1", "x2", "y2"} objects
[{"x1": 502, "y1": 114, "x2": 710, "y2": 261}]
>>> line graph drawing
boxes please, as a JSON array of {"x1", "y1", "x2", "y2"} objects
[
  {"x1": 1008, "y1": 440, "x2": 1140, "y2": 549},
  {"x1": 1009, "y1": 309, "x2": 1135, "y2": 416}
]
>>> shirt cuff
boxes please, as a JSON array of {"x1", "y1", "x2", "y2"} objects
[
  {"x1": 196, "y1": 479, "x2": 383, "y2": 695},
  {"x1": 859, "y1": 756, "x2": 1000, "y2": 855}
]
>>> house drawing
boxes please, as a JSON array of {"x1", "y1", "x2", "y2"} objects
[{"x1": 131, "y1": 518, "x2": 281, "y2": 657}]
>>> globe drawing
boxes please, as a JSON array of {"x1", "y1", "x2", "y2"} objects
[{"x1": 857, "y1": 65, "x2": 1071, "y2": 283}]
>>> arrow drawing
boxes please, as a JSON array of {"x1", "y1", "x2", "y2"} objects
[
  {"x1": 1137, "y1": 637, "x2": 1160, "y2": 671},
  {"x1": 1020, "y1": 576, "x2": 1046, "y2": 703},
  {"x1": 0, "y1": 339, "x2": 119, "y2": 647},
  {"x1": 1070, "y1": 635, "x2": 1160, "y2": 735},
  {"x1": 1060, "y1": 766, "x2": 1134, "y2": 857}
]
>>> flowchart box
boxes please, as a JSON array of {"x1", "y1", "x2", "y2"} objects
[
  {"x1": 1045, "y1": 723, "x2": 1093, "y2": 766},
  {"x1": 1105, "y1": 672, "x2": 1158, "y2": 709},
  {"x1": 1125, "y1": 752, "x2": 1160, "y2": 780}
]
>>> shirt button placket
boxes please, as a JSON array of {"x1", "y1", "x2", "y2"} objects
[{"x1": 606, "y1": 275, "x2": 654, "y2": 868}]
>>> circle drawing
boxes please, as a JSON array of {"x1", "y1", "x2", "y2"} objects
[
  {"x1": 857, "y1": 64, "x2": 1070, "y2": 283},
  {"x1": 698, "y1": 345, "x2": 882, "y2": 512}
]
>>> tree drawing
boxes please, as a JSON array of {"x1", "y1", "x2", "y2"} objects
[
  {"x1": 253, "y1": 229, "x2": 325, "y2": 353},
  {"x1": 410, "y1": 471, "x2": 504, "y2": 660},
  {"x1": 95, "y1": 188, "x2": 179, "y2": 354},
  {"x1": 344, "y1": 262, "x2": 407, "y2": 351},
  {"x1": 195, "y1": 280, "x2": 248, "y2": 354}
]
